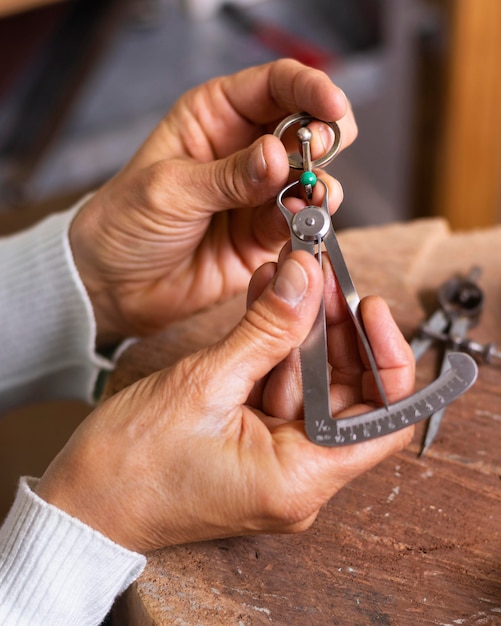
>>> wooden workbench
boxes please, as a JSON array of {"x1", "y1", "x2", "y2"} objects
[{"x1": 105, "y1": 218, "x2": 501, "y2": 625}]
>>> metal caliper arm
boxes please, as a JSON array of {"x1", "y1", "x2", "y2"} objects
[
  {"x1": 277, "y1": 180, "x2": 332, "y2": 432},
  {"x1": 278, "y1": 179, "x2": 389, "y2": 415},
  {"x1": 322, "y1": 225, "x2": 389, "y2": 409},
  {"x1": 274, "y1": 115, "x2": 478, "y2": 447},
  {"x1": 277, "y1": 179, "x2": 478, "y2": 447}
]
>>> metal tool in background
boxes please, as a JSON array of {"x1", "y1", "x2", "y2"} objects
[
  {"x1": 274, "y1": 112, "x2": 478, "y2": 447},
  {"x1": 411, "y1": 268, "x2": 501, "y2": 456},
  {"x1": 220, "y1": 3, "x2": 337, "y2": 71}
]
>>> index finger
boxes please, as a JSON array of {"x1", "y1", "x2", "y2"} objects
[
  {"x1": 135, "y1": 59, "x2": 356, "y2": 168},
  {"x1": 222, "y1": 59, "x2": 348, "y2": 126}
]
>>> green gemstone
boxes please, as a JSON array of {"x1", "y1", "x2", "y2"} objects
[{"x1": 300, "y1": 171, "x2": 317, "y2": 187}]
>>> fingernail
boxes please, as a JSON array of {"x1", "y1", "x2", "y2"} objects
[
  {"x1": 248, "y1": 141, "x2": 267, "y2": 183},
  {"x1": 273, "y1": 258, "x2": 308, "y2": 306}
]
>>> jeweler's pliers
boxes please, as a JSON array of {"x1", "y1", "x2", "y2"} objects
[{"x1": 410, "y1": 268, "x2": 484, "y2": 455}]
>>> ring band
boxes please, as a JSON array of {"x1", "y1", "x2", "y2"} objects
[{"x1": 273, "y1": 112, "x2": 341, "y2": 170}]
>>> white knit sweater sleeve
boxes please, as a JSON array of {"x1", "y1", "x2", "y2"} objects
[
  {"x1": 0, "y1": 477, "x2": 146, "y2": 625},
  {"x1": 0, "y1": 197, "x2": 114, "y2": 412},
  {"x1": 0, "y1": 202, "x2": 146, "y2": 623}
]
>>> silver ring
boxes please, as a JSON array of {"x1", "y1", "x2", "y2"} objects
[{"x1": 273, "y1": 112, "x2": 341, "y2": 170}]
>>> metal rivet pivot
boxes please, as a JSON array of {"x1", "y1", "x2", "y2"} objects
[{"x1": 292, "y1": 207, "x2": 330, "y2": 241}]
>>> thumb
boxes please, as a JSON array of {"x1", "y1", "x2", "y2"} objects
[
  {"x1": 188, "y1": 134, "x2": 291, "y2": 212},
  {"x1": 209, "y1": 251, "x2": 324, "y2": 396}
]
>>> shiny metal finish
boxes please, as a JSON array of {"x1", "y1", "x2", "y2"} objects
[
  {"x1": 273, "y1": 112, "x2": 341, "y2": 170},
  {"x1": 276, "y1": 180, "x2": 478, "y2": 447},
  {"x1": 275, "y1": 114, "x2": 479, "y2": 448},
  {"x1": 411, "y1": 267, "x2": 497, "y2": 455},
  {"x1": 310, "y1": 354, "x2": 477, "y2": 447}
]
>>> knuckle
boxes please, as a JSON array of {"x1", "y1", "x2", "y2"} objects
[
  {"x1": 139, "y1": 161, "x2": 172, "y2": 208},
  {"x1": 244, "y1": 303, "x2": 293, "y2": 347},
  {"x1": 216, "y1": 154, "x2": 249, "y2": 206}
]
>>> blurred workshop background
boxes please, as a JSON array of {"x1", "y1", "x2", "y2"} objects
[{"x1": 0, "y1": 0, "x2": 500, "y2": 516}]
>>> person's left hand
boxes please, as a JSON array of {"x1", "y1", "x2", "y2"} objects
[
  {"x1": 69, "y1": 59, "x2": 357, "y2": 346},
  {"x1": 35, "y1": 250, "x2": 414, "y2": 554}
]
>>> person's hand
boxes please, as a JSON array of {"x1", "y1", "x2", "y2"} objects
[
  {"x1": 36, "y1": 250, "x2": 414, "y2": 554},
  {"x1": 69, "y1": 59, "x2": 357, "y2": 346}
]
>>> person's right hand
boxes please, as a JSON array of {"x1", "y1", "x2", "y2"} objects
[
  {"x1": 35, "y1": 250, "x2": 414, "y2": 554},
  {"x1": 69, "y1": 59, "x2": 357, "y2": 346}
]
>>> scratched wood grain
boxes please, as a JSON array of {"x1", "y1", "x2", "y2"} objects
[{"x1": 108, "y1": 219, "x2": 501, "y2": 626}]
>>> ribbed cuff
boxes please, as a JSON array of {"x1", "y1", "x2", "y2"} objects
[
  {"x1": 0, "y1": 197, "x2": 115, "y2": 410},
  {"x1": 0, "y1": 477, "x2": 146, "y2": 626}
]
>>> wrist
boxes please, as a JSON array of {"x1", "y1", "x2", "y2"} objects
[{"x1": 69, "y1": 195, "x2": 125, "y2": 348}]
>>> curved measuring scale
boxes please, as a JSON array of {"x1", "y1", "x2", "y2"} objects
[
  {"x1": 274, "y1": 113, "x2": 479, "y2": 448},
  {"x1": 306, "y1": 353, "x2": 478, "y2": 447}
]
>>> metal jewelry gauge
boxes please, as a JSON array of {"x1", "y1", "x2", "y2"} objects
[
  {"x1": 273, "y1": 112, "x2": 342, "y2": 170},
  {"x1": 274, "y1": 113, "x2": 479, "y2": 447},
  {"x1": 410, "y1": 267, "x2": 500, "y2": 455}
]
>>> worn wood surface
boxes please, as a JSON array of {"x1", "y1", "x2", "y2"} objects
[{"x1": 106, "y1": 218, "x2": 501, "y2": 626}]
